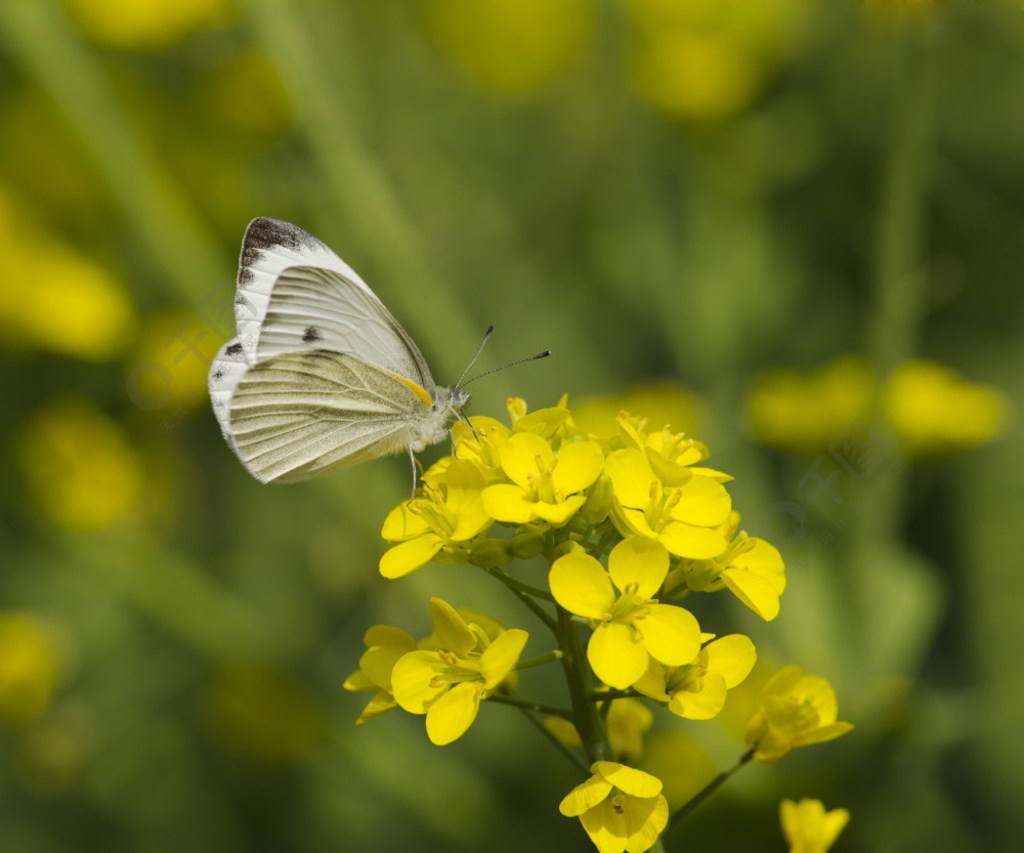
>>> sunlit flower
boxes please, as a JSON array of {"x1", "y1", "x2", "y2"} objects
[
  {"x1": 0, "y1": 614, "x2": 61, "y2": 727},
  {"x1": 380, "y1": 460, "x2": 493, "y2": 578},
  {"x1": 883, "y1": 360, "x2": 1008, "y2": 455},
  {"x1": 64, "y1": 0, "x2": 238, "y2": 50},
  {"x1": 665, "y1": 513, "x2": 786, "y2": 620},
  {"x1": 747, "y1": 356, "x2": 876, "y2": 454},
  {"x1": 559, "y1": 761, "x2": 669, "y2": 853},
  {"x1": 745, "y1": 665, "x2": 853, "y2": 763},
  {"x1": 549, "y1": 537, "x2": 701, "y2": 689},
  {"x1": 780, "y1": 798, "x2": 850, "y2": 853},
  {"x1": 17, "y1": 398, "x2": 145, "y2": 531},
  {"x1": 343, "y1": 625, "x2": 419, "y2": 723},
  {"x1": 481, "y1": 432, "x2": 604, "y2": 526},
  {"x1": 428, "y1": 0, "x2": 594, "y2": 95},
  {"x1": 391, "y1": 598, "x2": 527, "y2": 745},
  {"x1": 604, "y1": 448, "x2": 731, "y2": 559},
  {"x1": 573, "y1": 385, "x2": 703, "y2": 442},
  {"x1": 634, "y1": 634, "x2": 756, "y2": 719}
]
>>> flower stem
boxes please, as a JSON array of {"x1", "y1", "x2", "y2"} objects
[
  {"x1": 516, "y1": 650, "x2": 564, "y2": 670},
  {"x1": 479, "y1": 566, "x2": 557, "y2": 633},
  {"x1": 667, "y1": 748, "x2": 755, "y2": 831},
  {"x1": 486, "y1": 693, "x2": 572, "y2": 719},
  {"x1": 557, "y1": 606, "x2": 612, "y2": 765}
]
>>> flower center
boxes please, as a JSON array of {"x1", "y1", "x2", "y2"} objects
[
  {"x1": 643, "y1": 481, "x2": 681, "y2": 532},
  {"x1": 526, "y1": 451, "x2": 562, "y2": 504}
]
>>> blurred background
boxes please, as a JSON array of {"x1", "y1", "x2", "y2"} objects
[{"x1": 0, "y1": 0, "x2": 1020, "y2": 850}]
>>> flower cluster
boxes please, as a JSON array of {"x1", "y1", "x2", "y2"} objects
[{"x1": 347, "y1": 398, "x2": 852, "y2": 853}]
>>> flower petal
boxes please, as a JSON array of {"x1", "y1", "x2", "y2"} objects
[
  {"x1": 658, "y1": 521, "x2": 728, "y2": 560},
  {"x1": 550, "y1": 553, "x2": 616, "y2": 619},
  {"x1": 551, "y1": 440, "x2": 604, "y2": 495},
  {"x1": 425, "y1": 681, "x2": 482, "y2": 745},
  {"x1": 480, "y1": 628, "x2": 529, "y2": 688},
  {"x1": 559, "y1": 773, "x2": 613, "y2": 817},
  {"x1": 604, "y1": 448, "x2": 656, "y2": 508},
  {"x1": 593, "y1": 761, "x2": 663, "y2": 798},
  {"x1": 704, "y1": 634, "x2": 756, "y2": 688},
  {"x1": 668, "y1": 674, "x2": 727, "y2": 720},
  {"x1": 379, "y1": 535, "x2": 444, "y2": 578},
  {"x1": 390, "y1": 651, "x2": 445, "y2": 713},
  {"x1": 637, "y1": 604, "x2": 700, "y2": 666},
  {"x1": 481, "y1": 483, "x2": 538, "y2": 524},
  {"x1": 607, "y1": 536, "x2": 669, "y2": 598},
  {"x1": 588, "y1": 623, "x2": 647, "y2": 689}
]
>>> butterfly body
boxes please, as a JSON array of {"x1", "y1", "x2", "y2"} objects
[{"x1": 209, "y1": 218, "x2": 469, "y2": 483}]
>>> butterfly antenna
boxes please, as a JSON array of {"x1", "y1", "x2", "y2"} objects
[
  {"x1": 454, "y1": 325, "x2": 495, "y2": 390},
  {"x1": 461, "y1": 348, "x2": 552, "y2": 388}
]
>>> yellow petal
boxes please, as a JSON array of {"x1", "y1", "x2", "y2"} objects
[
  {"x1": 593, "y1": 761, "x2": 663, "y2": 798},
  {"x1": 481, "y1": 483, "x2": 538, "y2": 523},
  {"x1": 607, "y1": 536, "x2": 669, "y2": 598},
  {"x1": 379, "y1": 535, "x2": 444, "y2": 578},
  {"x1": 551, "y1": 440, "x2": 605, "y2": 494},
  {"x1": 480, "y1": 628, "x2": 529, "y2": 688},
  {"x1": 658, "y1": 522, "x2": 728, "y2": 559},
  {"x1": 390, "y1": 651, "x2": 445, "y2": 713},
  {"x1": 550, "y1": 553, "x2": 616, "y2": 619},
  {"x1": 588, "y1": 623, "x2": 647, "y2": 689},
  {"x1": 559, "y1": 772, "x2": 614, "y2": 817},
  {"x1": 429, "y1": 598, "x2": 477, "y2": 657},
  {"x1": 499, "y1": 432, "x2": 554, "y2": 489},
  {"x1": 637, "y1": 604, "x2": 700, "y2": 666},
  {"x1": 425, "y1": 681, "x2": 482, "y2": 745},
  {"x1": 704, "y1": 634, "x2": 756, "y2": 688},
  {"x1": 668, "y1": 674, "x2": 727, "y2": 720}
]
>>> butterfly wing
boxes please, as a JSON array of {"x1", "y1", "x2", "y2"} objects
[{"x1": 226, "y1": 349, "x2": 429, "y2": 483}]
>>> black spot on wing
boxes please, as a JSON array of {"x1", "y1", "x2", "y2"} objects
[
  {"x1": 238, "y1": 218, "x2": 323, "y2": 288},
  {"x1": 302, "y1": 326, "x2": 322, "y2": 344},
  {"x1": 226, "y1": 342, "x2": 243, "y2": 356},
  {"x1": 212, "y1": 368, "x2": 225, "y2": 381}
]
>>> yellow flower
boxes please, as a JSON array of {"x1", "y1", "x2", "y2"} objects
[
  {"x1": 884, "y1": 360, "x2": 1008, "y2": 455},
  {"x1": 64, "y1": 0, "x2": 238, "y2": 50},
  {"x1": 780, "y1": 798, "x2": 850, "y2": 853},
  {"x1": 747, "y1": 356, "x2": 876, "y2": 454},
  {"x1": 380, "y1": 460, "x2": 493, "y2": 578},
  {"x1": 391, "y1": 599, "x2": 527, "y2": 745},
  {"x1": 549, "y1": 537, "x2": 701, "y2": 689},
  {"x1": 0, "y1": 614, "x2": 61, "y2": 727},
  {"x1": 17, "y1": 398, "x2": 145, "y2": 531},
  {"x1": 343, "y1": 625, "x2": 419, "y2": 723},
  {"x1": 481, "y1": 432, "x2": 604, "y2": 526},
  {"x1": 634, "y1": 634, "x2": 756, "y2": 720},
  {"x1": 559, "y1": 761, "x2": 669, "y2": 853},
  {"x1": 625, "y1": 0, "x2": 811, "y2": 122},
  {"x1": 450, "y1": 416, "x2": 512, "y2": 484},
  {"x1": 604, "y1": 447, "x2": 731, "y2": 559},
  {"x1": 745, "y1": 665, "x2": 853, "y2": 763},
  {"x1": 428, "y1": 0, "x2": 594, "y2": 96},
  {"x1": 0, "y1": 189, "x2": 134, "y2": 361},
  {"x1": 666, "y1": 513, "x2": 786, "y2": 620},
  {"x1": 573, "y1": 384, "x2": 703, "y2": 441}
]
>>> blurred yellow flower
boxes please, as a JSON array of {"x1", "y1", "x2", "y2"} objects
[
  {"x1": 780, "y1": 798, "x2": 850, "y2": 853},
  {"x1": 0, "y1": 614, "x2": 61, "y2": 727},
  {"x1": 428, "y1": 0, "x2": 594, "y2": 95},
  {"x1": 745, "y1": 665, "x2": 853, "y2": 763},
  {"x1": 17, "y1": 398, "x2": 145, "y2": 531},
  {"x1": 128, "y1": 310, "x2": 221, "y2": 414},
  {"x1": 63, "y1": 0, "x2": 238, "y2": 51},
  {"x1": 747, "y1": 356, "x2": 876, "y2": 453},
  {"x1": 884, "y1": 360, "x2": 1008, "y2": 455},
  {"x1": 574, "y1": 384, "x2": 704, "y2": 441},
  {"x1": 625, "y1": 0, "x2": 812, "y2": 122},
  {"x1": 0, "y1": 190, "x2": 134, "y2": 361}
]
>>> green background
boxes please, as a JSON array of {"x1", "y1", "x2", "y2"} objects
[{"x1": 1, "y1": 1, "x2": 1020, "y2": 851}]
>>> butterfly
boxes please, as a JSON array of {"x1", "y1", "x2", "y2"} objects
[{"x1": 208, "y1": 217, "x2": 476, "y2": 484}]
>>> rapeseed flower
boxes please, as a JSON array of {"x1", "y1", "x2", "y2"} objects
[
  {"x1": 380, "y1": 460, "x2": 493, "y2": 578},
  {"x1": 343, "y1": 625, "x2": 419, "y2": 723},
  {"x1": 0, "y1": 614, "x2": 61, "y2": 727},
  {"x1": 746, "y1": 665, "x2": 853, "y2": 763},
  {"x1": 559, "y1": 761, "x2": 669, "y2": 853},
  {"x1": 780, "y1": 798, "x2": 850, "y2": 853},
  {"x1": 391, "y1": 598, "x2": 527, "y2": 745},
  {"x1": 633, "y1": 634, "x2": 756, "y2": 720},
  {"x1": 549, "y1": 537, "x2": 701, "y2": 689},
  {"x1": 665, "y1": 513, "x2": 786, "y2": 620}
]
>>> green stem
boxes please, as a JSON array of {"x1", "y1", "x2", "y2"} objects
[
  {"x1": 486, "y1": 693, "x2": 572, "y2": 720},
  {"x1": 479, "y1": 566, "x2": 558, "y2": 633},
  {"x1": 667, "y1": 748, "x2": 755, "y2": 831},
  {"x1": 557, "y1": 606, "x2": 611, "y2": 765},
  {"x1": 516, "y1": 650, "x2": 564, "y2": 670},
  {"x1": 587, "y1": 689, "x2": 636, "y2": 703}
]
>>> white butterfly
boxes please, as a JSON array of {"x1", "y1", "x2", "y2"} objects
[{"x1": 208, "y1": 218, "x2": 472, "y2": 484}]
